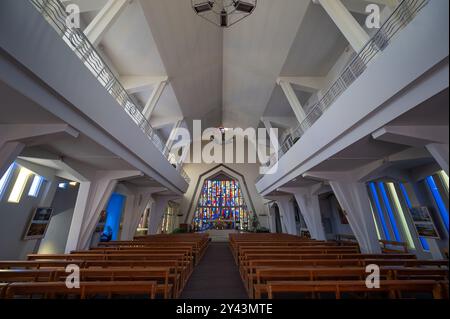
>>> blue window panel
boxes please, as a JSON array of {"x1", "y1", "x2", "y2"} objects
[
  {"x1": 400, "y1": 184, "x2": 429, "y2": 251},
  {"x1": 58, "y1": 182, "x2": 68, "y2": 189},
  {"x1": 28, "y1": 175, "x2": 44, "y2": 197},
  {"x1": 369, "y1": 182, "x2": 390, "y2": 240},
  {"x1": 104, "y1": 193, "x2": 126, "y2": 241},
  {"x1": 378, "y1": 182, "x2": 401, "y2": 242},
  {"x1": 426, "y1": 176, "x2": 449, "y2": 232}
]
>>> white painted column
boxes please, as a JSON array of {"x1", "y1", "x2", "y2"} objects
[
  {"x1": 275, "y1": 197, "x2": 298, "y2": 235},
  {"x1": 277, "y1": 80, "x2": 307, "y2": 124},
  {"x1": 120, "y1": 187, "x2": 166, "y2": 240},
  {"x1": 329, "y1": 181, "x2": 381, "y2": 253},
  {"x1": 426, "y1": 143, "x2": 449, "y2": 175},
  {"x1": 294, "y1": 193, "x2": 327, "y2": 241},
  {"x1": 148, "y1": 195, "x2": 172, "y2": 235},
  {"x1": 279, "y1": 186, "x2": 327, "y2": 240},
  {"x1": 314, "y1": 0, "x2": 370, "y2": 52},
  {"x1": 65, "y1": 181, "x2": 91, "y2": 253},
  {"x1": 0, "y1": 141, "x2": 25, "y2": 178},
  {"x1": 146, "y1": 198, "x2": 156, "y2": 235},
  {"x1": 84, "y1": 0, "x2": 129, "y2": 46},
  {"x1": 65, "y1": 170, "x2": 141, "y2": 252},
  {"x1": 120, "y1": 194, "x2": 150, "y2": 240}
]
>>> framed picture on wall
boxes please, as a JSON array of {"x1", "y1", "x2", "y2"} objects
[
  {"x1": 23, "y1": 207, "x2": 53, "y2": 240},
  {"x1": 409, "y1": 206, "x2": 440, "y2": 239}
]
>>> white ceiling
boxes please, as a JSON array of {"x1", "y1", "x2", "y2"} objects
[
  {"x1": 139, "y1": 0, "x2": 223, "y2": 128},
  {"x1": 222, "y1": 0, "x2": 311, "y2": 128},
  {"x1": 67, "y1": 0, "x2": 369, "y2": 132}
]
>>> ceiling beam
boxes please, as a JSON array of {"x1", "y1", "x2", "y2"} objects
[
  {"x1": 313, "y1": 0, "x2": 370, "y2": 52},
  {"x1": 84, "y1": 0, "x2": 129, "y2": 46},
  {"x1": 143, "y1": 80, "x2": 168, "y2": 121},
  {"x1": 277, "y1": 80, "x2": 307, "y2": 124},
  {"x1": 277, "y1": 77, "x2": 325, "y2": 93},
  {"x1": 372, "y1": 125, "x2": 449, "y2": 147},
  {"x1": 121, "y1": 76, "x2": 168, "y2": 94}
]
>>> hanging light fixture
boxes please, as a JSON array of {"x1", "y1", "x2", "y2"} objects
[{"x1": 191, "y1": 0, "x2": 257, "y2": 28}]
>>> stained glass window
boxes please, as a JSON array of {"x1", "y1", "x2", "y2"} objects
[{"x1": 192, "y1": 177, "x2": 250, "y2": 232}]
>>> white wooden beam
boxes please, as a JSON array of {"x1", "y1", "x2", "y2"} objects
[
  {"x1": 277, "y1": 80, "x2": 307, "y2": 124},
  {"x1": 84, "y1": 0, "x2": 129, "y2": 46},
  {"x1": 277, "y1": 77, "x2": 325, "y2": 93},
  {"x1": 121, "y1": 76, "x2": 168, "y2": 95},
  {"x1": 143, "y1": 80, "x2": 168, "y2": 120},
  {"x1": 372, "y1": 125, "x2": 449, "y2": 147},
  {"x1": 313, "y1": 0, "x2": 370, "y2": 52}
]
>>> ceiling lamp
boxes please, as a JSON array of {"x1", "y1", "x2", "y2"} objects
[{"x1": 191, "y1": 0, "x2": 257, "y2": 28}]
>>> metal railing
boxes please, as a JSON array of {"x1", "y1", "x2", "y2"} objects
[
  {"x1": 257, "y1": 0, "x2": 430, "y2": 182},
  {"x1": 29, "y1": 0, "x2": 190, "y2": 184}
]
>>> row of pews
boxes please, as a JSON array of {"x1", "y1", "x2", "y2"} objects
[
  {"x1": 0, "y1": 233, "x2": 209, "y2": 299},
  {"x1": 230, "y1": 233, "x2": 449, "y2": 299}
]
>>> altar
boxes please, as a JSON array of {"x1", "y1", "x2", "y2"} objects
[{"x1": 206, "y1": 229, "x2": 240, "y2": 242}]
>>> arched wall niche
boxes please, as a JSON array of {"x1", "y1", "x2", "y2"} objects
[{"x1": 185, "y1": 165, "x2": 257, "y2": 226}]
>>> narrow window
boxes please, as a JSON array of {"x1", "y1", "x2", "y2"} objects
[
  {"x1": 28, "y1": 175, "x2": 44, "y2": 197},
  {"x1": 8, "y1": 167, "x2": 32, "y2": 203},
  {"x1": 0, "y1": 163, "x2": 15, "y2": 199}
]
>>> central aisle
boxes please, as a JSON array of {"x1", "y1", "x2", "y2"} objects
[{"x1": 181, "y1": 242, "x2": 248, "y2": 299}]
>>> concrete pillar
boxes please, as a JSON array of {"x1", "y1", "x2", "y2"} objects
[
  {"x1": 330, "y1": 181, "x2": 381, "y2": 253},
  {"x1": 294, "y1": 193, "x2": 327, "y2": 240},
  {"x1": 426, "y1": 143, "x2": 449, "y2": 175},
  {"x1": 65, "y1": 170, "x2": 141, "y2": 252},
  {"x1": 275, "y1": 197, "x2": 297, "y2": 235},
  {"x1": 148, "y1": 195, "x2": 179, "y2": 235},
  {"x1": 120, "y1": 187, "x2": 165, "y2": 240}
]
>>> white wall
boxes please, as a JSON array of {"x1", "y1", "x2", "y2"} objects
[
  {"x1": 39, "y1": 182, "x2": 80, "y2": 254},
  {"x1": 0, "y1": 161, "x2": 62, "y2": 260}
]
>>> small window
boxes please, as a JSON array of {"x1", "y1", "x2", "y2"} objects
[
  {"x1": 0, "y1": 163, "x2": 16, "y2": 199},
  {"x1": 8, "y1": 167, "x2": 32, "y2": 203},
  {"x1": 28, "y1": 175, "x2": 44, "y2": 197},
  {"x1": 58, "y1": 182, "x2": 68, "y2": 189}
]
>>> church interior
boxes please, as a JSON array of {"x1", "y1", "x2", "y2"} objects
[{"x1": 0, "y1": 0, "x2": 449, "y2": 301}]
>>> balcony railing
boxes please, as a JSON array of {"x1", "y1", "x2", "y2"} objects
[
  {"x1": 29, "y1": 0, "x2": 190, "y2": 184},
  {"x1": 257, "y1": 0, "x2": 430, "y2": 183}
]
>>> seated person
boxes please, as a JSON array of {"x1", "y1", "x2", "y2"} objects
[{"x1": 100, "y1": 226, "x2": 113, "y2": 242}]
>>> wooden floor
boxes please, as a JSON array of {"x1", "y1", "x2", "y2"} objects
[{"x1": 181, "y1": 242, "x2": 248, "y2": 299}]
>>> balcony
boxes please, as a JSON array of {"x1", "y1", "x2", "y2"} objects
[
  {"x1": 29, "y1": 0, "x2": 190, "y2": 184},
  {"x1": 257, "y1": 0, "x2": 431, "y2": 183}
]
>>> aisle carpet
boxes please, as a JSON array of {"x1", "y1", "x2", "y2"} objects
[{"x1": 181, "y1": 242, "x2": 248, "y2": 299}]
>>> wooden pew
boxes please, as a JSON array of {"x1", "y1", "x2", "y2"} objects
[
  {"x1": 255, "y1": 280, "x2": 447, "y2": 299},
  {"x1": 0, "y1": 283, "x2": 8, "y2": 299},
  {"x1": 242, "y1": 259, "x2": 448, "y2": 289},
  {"x1": 250, "y1": 267, "x2": 449, "y2": 298},
  {"x1": 380, "y1": 240, "x2": 409, "y2": 253},
  {"x1": 0, "y1": 260, "x2": 186, "y2": 288},
  {"x1": 4, "y1": 281, "x2": 157, "y2": 299}
]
